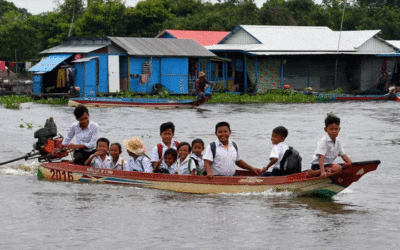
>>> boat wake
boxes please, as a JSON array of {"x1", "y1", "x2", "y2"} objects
[
  {"x1": 0, "y1": 162, "x2": 39, "y2": 176},
  {"x1": 218, "y1": 189, "x2": 296, "y2": 198}
]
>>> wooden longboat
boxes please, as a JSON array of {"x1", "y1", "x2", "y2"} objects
[
  {"x1": 68, "y1": 96, "x2": 210, "y2": 109},
  {"x1": 37, "y1": 160, "x2": 380, "y2": 198}
]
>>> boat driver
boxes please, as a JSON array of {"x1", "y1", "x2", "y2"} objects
[{"x1": 62, "y1": 104, "x2": 99, "y2": 165}]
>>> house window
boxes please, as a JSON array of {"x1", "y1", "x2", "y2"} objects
[{"x1": 142, "y1": 61, "x2": 151, "y2": 75}]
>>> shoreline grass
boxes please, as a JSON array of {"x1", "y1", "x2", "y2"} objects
[{"x1": 1, "y1": 90, "x2": 324, "y2": 109}]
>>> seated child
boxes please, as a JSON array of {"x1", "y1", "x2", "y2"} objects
[
  {"x1": 307, "y1": 113, "x2": 352, "y2": 178},
  {"x1": 260, "y1": 126, "x2": 289, "y2": 177},
  {"x1": 203, "y1": 122, "x2": 261, "y2": 178},
  {"x1": 123, "y1": 137, "x2": 152, "y2": 173},
  {"x1": 190, "y1": 138, "x2": 205, "y2": 175},
  {"x1": 154, "y1": 148, "x2": 177, "y2": 174},
  {"x1": 109, "y1": 143, "x2": 125, "y2": 170},
  {"x1": 175, "y1": 142, "x2": 196, "y2": 175},
  {"x1": 151, "y1": 122, "x2": 179, "y2": 170},
  {"x1": 85, "y1": 137, "x2": 112, "y2": 168}
]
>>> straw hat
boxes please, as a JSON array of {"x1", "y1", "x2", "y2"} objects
[
  {"x1": 123, "y1": 137, "x2": 146, "y2": 155},
  {"x1": 199, "y1": 71, "x2": 205, "y2": 77}
]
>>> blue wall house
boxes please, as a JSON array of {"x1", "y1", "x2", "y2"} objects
[
  {"x1": 29, "y1": 37, "x2": 215, "y2": 97},
  {"x1": 206, "y1": 25, "x2": 400, "y2": 93}
]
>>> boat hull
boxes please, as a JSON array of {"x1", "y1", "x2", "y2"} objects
[
  {"x1": 68, "y1": 96, "x2": 209, "y2": 109},
  {"x1": 317, "y1": 93, "x2": 400, "y2": 102},
  {"x1": 37, "y1": 160, "x2": 380, "y2": 198}
]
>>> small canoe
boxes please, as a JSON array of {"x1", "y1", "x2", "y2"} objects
[
  {"x1": 37, "y1": 160, "x2": 380, "y2": 198},
  {"x1": 317, "y1": 93, "x2": 400, "y2": 102},
  {"x1": 68, "y1": 96, "x2": 209, "y2": 109}
]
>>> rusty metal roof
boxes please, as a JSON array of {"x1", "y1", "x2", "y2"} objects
[{"x1": 108, "y1": 37, "x2": 215, "y2": 57}]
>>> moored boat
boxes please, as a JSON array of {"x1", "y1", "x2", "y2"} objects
[
  {"x1": 68, "y1": 96, "x2": 210, "y2": 109},
  {"x1": 317, "y1": 93, "x2": 400, "y2": 102},
  {"x1": 37, "y1": 160, "x2": 380, "y2": 198}
]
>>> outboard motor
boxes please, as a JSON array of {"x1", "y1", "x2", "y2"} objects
[{"x1": 34, "y1": 117, "x2": 57, "y2": 150}]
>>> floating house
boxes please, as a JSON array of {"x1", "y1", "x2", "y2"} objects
[
  {"x1": 156, "y1": 30, "x2": 237, "y2": 93},
  {"x1": 205, "y1": 25, "x2": 399, "y2": 93},
  {"x1": 28, "y1": 37, "x2": 215, "y2": 97}
]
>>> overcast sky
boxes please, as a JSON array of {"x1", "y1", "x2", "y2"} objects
[{"x1": 10, "y1": 0, "x2": 271, "y2": 15}]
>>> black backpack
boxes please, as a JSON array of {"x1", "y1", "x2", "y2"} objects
[
  {"x1": 210, "y1": 141, "x2": 238, "y2": 159},
  {"x1": 280, "y1": 147, "x2": 302, "y2": 174}
]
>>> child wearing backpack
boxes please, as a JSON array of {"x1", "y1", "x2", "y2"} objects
[
  {"x1": 190, "y1": 138, "x2": 205, "y2": 175},
  {"x1": 203, "y1": 122, "x2": 261, "y2": 178},
  {"x1": 175, "y1": 142, "x2": 196, "y2": 175},
  {"x1": 154, "y1": 148, "x2": 178, "y2": 174},
  {"x1": 123, "y1": 137, "x2": 153, "y2": 173},
  {"x1": 260, "y1": 126, "x2": 292, "y2": 177},
  {"x1": 151, "y1": 122, "x2": 179, "y2": 171},
  {"x1": 306, "y1": 113, "x2": 352, "y2": 178}
]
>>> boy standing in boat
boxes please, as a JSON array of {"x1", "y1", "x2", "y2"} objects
[
  {"x1": 203, "y1": 122, "x2": 261, "y2": 178},
  {"x1": 307, "y1": 113, "x2": 352, "y2": 178},
  {"x1": 62, "y1": 104, "x2": 99, "y2": 165},
  {"x1": 260, "y1": 126, "x2": 289, "y2": 176},
  {"x1": 151, "y1": 122, "x2": 179, "y2": 171}
]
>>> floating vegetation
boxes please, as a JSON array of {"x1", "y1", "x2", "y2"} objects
[{"x1": 0, "y1": 95, "x2": 68, "y2": 109}]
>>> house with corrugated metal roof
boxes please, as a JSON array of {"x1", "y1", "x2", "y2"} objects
[
  {"x1": 206, "y1": 25, "x2": 399, "y2": 93},
  {"x1": 156, "y1": 29, "x2": 235, "y2": 93},
  {"x1": 28, "y1": 37, "x2": 215, "y2": 97}
]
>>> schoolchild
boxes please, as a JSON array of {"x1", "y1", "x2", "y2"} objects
[
  {"x1": 109, "y1": 143, "x2": 125, "y2": 170},
  {"x1": 307, "y1": 113, "x2": 352, "y2": 178},
  {"x1": 85, "y1": 138, "x2": 112, "y2": 169},
  {"x1": 175, "y1": 142, "x2": 196, "y2": 175},
  {"x1": 154, "y1": 148, "x2": 178, "y2": 174},
  {"x1": 260, "y1": 126, "x2": 290, "y2": 177},
  {"x1": 203, "y1": 122, "x2": 261, "y2": 178},
  {"x1": 62, "y1": 104, "x2": 99, "y2": 165},
  {"x1": 151, "y1": 122, "x2": 179, "y2": 170},
  {"x1": 123, "y1": 137, "x2": 152, "y2": 173},
  {"x1": 190, "y1": 138, "x2": 205, "y2": 175}
]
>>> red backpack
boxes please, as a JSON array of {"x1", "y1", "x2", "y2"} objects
[{"x1": 157, "y1": 141, "x2": 179, "y2": 159}]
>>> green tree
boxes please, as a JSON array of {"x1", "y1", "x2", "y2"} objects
[
  {"x1": 126, "y1": 0, "x2": 174, "y2": 37},
  {"x1": 74, "y1": 0, "x2": 127, "y2": 36},
  {"x1": 0, "y1": 0, "x2": 29, "y2": 17},
  {"x1": 0, "y1": 11, "x2": 40, "y2": 61},
  {"x1": 259, "y1": 0, "x2": 296, "y2": 25}
]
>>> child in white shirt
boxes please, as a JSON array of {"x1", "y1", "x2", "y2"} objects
[
  {"x1": 154, "y1": 148, "x2": 177, "y2": 174},
  {"x1": 109, "y1": 143, "x2": 125, "y2": 170},
  {"x1": 176, "y1": 142, "x2": 196, "y2": 175},
  {"x1": 123, "y1": 137, "x2": 152, "y2": 173},
  {"x1": 307, "y1": 113, "x2": 352, "y2": 178},
  {"x1": 260, "y1": 126, "x2": 289, "y2": 176},
  {"x1": 85, "y1": 138, "x2": 112, "y2": 169},
  {"x1": 190, "y1": 138, "x2": 205, "y2": 175}
]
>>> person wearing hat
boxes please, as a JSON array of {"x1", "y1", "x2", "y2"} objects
[
  {"x1": 123, "y1": 137, "x2": 153, "y2": 173},
  {"x1": 194, "y1": 71, "x2": 215, "y2": 100}
]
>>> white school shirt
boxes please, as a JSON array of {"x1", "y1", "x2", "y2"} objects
[
  {"x1": 151, "y1": 141, "x2": 178, "y2": 169},
  {"x1": 311, "y1": 135, "x2": 346, "y2": 165},
  {"x1": 269, "y1": 142, "x2": 289, "y2": 170},
  {"x1": 190, "y1": 153, "x2": 204, "y2": 173},
  {"x1": 176, "y1": 155, "x2": 195, "y2": 175},
  {"x1": 203, "y1": 140, "x2": 241, "y2": 176},
  {"x1": 62, "y1": 121, "x2": 99, "y2": 152},
  {"x1": 125, "y1": 155, "x2": 153, "y2": 173},
  {"x1": 158, "y1": 162, "x2": 177, "y2": 174},
  {"x1": 90, "y1": 154, "x2": 112, "y2": 169},
  {"x1": 110, "y1": 156, "x2": 125, "y2": 170}
]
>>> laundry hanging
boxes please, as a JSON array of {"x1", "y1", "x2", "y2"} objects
[{"x1": 57, "y1": 68, "x2": 66, "y2": 88}]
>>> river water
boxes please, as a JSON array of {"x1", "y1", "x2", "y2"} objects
[{"x1": 0, "y1": 101, "x2": 399, "y2": 249}]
